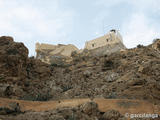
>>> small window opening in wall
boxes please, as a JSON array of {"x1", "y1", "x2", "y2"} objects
[
  {"x1": 110, "y1": 29, "x2": 116, "y2": 33},
  {"x1": 106, "y1": 39, "x2": 109, "y2": 42},
  {"x1": 92, "y1": 44, "x2": 95, "y2": 47}
]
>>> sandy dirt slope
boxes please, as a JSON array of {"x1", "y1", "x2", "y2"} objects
[{"x1": 0, "y1": 98, "x2": 159, "y2": 115}]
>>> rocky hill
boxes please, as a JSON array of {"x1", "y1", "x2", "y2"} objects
[
  {"x1": 0, "y1": 36, "x2": 160, "y2": 120},
  {"x1": 50, "y1": 39, "x2": 160, "y2": 104}
]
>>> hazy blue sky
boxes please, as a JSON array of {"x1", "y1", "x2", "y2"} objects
[{"x1": 0, "y1": 0, "x2": 160, "y2": 56}]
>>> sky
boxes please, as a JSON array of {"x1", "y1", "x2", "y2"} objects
[{"x1": 0, "y1": 0, "x2": 160, "y2": 56}]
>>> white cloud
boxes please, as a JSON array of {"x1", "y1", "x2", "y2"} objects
[
  {"x1": 0, "y1": 0, "x2": 160, "y2": 56},
  {"x1": 122, "y1": 13, "x2": 160, "y2": 48},
  {"x1": 0, "y1": 0, "x2": 74, "y2": 55},
  {"x1": 95, "y1": 0, "x2": 160, "y2": 15},
  {"x1": 0, "y1": 2, "x2": 73, "y2": 40},
  {"x1": 94, "y1": 0, "x2": 160, "y2": 48},
  {"x1": 95, "y1": 0, "x2": 160, "y2": 8},
  {"x1": 94, "y1": 0, "x2": 127, "y2": 7}
]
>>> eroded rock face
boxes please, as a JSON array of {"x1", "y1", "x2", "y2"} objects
[
  {"x1": 0, "y1": 36, "x2": 28, "y2": 77},
  {"x1": 0, "y1": 36, "x2": 160, "y2": 105},
  {"x1": 0, "y1": 36, "x2": 160, "y2": 120},
  {"x1": 47, "y1": 39, "x2": 160, "y2": 104},
  {"x1": 0, "y1": 36, "x2": 53, "y2": 100}
]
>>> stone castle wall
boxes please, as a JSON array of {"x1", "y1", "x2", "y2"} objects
[
  {"x1": 35, "y1": 30, "x2": 126, "y2": 64},
  {"x1": 88, "y1": 42, "x2": 126, "y2": 56},
  {"x1": 36, "y1": 43, "x2": 79, "y2": 63},
  {"x1": 85, "y1": 30, "x2": 123, "y2": 50}
]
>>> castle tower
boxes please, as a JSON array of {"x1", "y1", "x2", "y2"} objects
[{"x1": 84, "y1": 29, "x2": 123, "y2": 50}]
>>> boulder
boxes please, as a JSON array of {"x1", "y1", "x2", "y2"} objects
[
  {"x1": 83, "y1": 70, "x2": 92, "y2": 78},
  {"x1": 105, "y1": 72, "x2": 119, "y2": 82},
  {"x1": 0, "y1": 102, "x2": 21, "y2": 115},
  {"x1": 80, "y1": 101, "x2": 99, "y2": 115},
  {"x1": 102, "y1": 110, "x2": 124, "y2": 120}
]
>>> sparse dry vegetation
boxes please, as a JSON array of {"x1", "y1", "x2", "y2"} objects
[{"x1": 0, "y1": 36, "x2": 160, "y2": 119}]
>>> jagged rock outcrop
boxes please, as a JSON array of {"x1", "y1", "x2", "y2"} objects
[
  {"x1": 0, "y1": 36, "x2": 28, "y2": 78},
  {"x1": 49, "y1": 39, "x2": 160, "y2": 104},
  {"x1": 0, "y1": 36, "x2": 53, "y2": 100}
]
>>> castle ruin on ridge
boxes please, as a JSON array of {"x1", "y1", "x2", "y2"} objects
[
  {"x1": 85, "y1": 29, "x2": 123, "y2": 50},
  {"x1": 36, "y1": 29, "x2": 126, "y2": 63}
]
